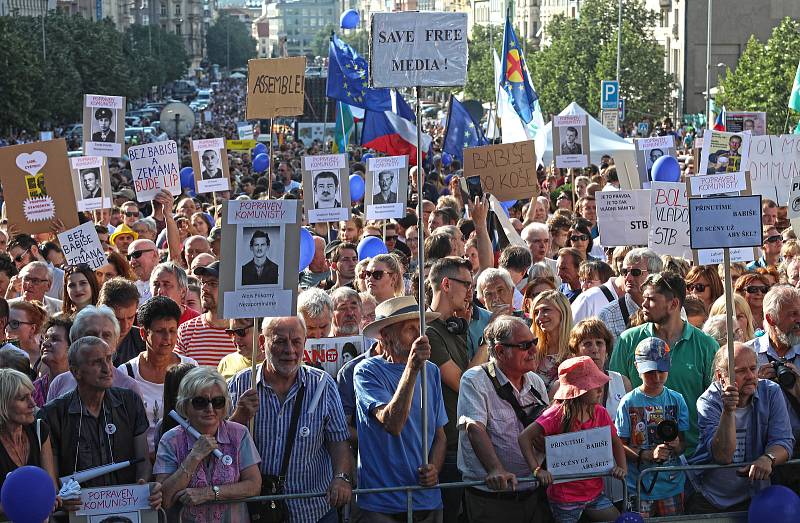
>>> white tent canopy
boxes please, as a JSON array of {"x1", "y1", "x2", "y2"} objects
[{"x1": 534, "y1": 102, "x2": 641, "y2": 189}]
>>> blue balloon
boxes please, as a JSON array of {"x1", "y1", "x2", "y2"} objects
[
  {"x1": 749, "y1": 486, "x2": 800, "y2": 523},
  {"x1": 499, "y1": 200, "x2": 516, "y2": 216},
  {"x1": 1, "y1": 466, "x2": 56, "y2": 523},
  {"x1": 361, "y1": 153, "x2": 373, "y2": 163},
  {"x1": 651, "y1": 155, "x2": 681, "y2": 182},
  {"x1": 299, "y1": 228, "x2": 315, "y2": 272},
  {"x1": 253, "y1": 142, "x2": 267, "y2": 156},
  {"x1": 357, "y1": 236, "x2": 388, "y2": 260},
  {"x1": 444, "y1": 174, "x2": 453, "y2": 186},
  {"x1": 350, "y1": 174, "x2": 365, "y2": 201},
  {"x1": 179, "y1": 166, "x2": 196, "y2": 196},
  {"x1": 340, "y1": 8, "x2": 360, "y2": 29},
  {"x1": 442, "y1": 152, "x2": 453, "y2": 167},
  {"x1": 252, "y1": 153, "x2": 269, "y2": 173},
  {"x1": 615, "y1": 513, "x2": 644, "y2": 523}
]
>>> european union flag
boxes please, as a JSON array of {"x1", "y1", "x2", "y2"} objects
[
  {"x1": 443, "y1": 95, "x2": 488, "y2": 162},
  {"x1": 327, "y1": 33, "x2": 391, "y2": 111},
  {"x1": 500, "y1": 16, "x2": 540, "y2": 127}
]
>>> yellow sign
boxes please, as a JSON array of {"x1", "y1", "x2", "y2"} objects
[{"x1": 226, "y1": 140, "x2": 257, "y2": 152}]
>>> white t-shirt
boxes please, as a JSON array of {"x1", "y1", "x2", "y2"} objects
[{"x1": 135, "y1": 280, "x2": 152, "y2": 305}]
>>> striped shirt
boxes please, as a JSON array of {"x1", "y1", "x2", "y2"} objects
[
  {"x1": 229, "y1": 364, "x2": 349, "y2": 523},
  {"x1": 175, "y1": 315, "x2": 235, "y2": 367}
]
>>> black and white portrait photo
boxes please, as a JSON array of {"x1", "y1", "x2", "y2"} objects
[
  {"x1": 560, "y1": 126, "x2": 582, "y2": 155},
  {"x1": 645, "y1": 148, "x2": 664, "y2": 179},
  {"x1": 313, "y1": 171, "x2": 341, "y2": 209},
  {"x1": 240, "y1": 227, "x2": 280, "y2": 286},
  {"x1": 91, "y1": 108, "x2": 116, "y2": 143},
  {"x1": 79, "y1": 168, "x2": 102, "y2": 199},
  {"x1": 200, "y1": 149, "x2": 223, "y2": 180},
  {"x1": 373, "y1": 169, "x2": 398, "y2": 204}
]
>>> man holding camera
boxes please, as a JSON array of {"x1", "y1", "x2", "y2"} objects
[{"x1": 746, "y1": 286, "x2": 800, "y2": 492}]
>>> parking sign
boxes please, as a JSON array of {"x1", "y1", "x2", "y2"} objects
[{"x1": 601, "y1": 80, "x2": 619, "y2": 110}]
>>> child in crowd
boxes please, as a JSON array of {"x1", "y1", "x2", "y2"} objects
[
  {"x1": 519, "y1": 356, "x2": 626, "y2": 523},
  {"x1": 615, "y1": 337, "x2": 689, "y2": 517}
]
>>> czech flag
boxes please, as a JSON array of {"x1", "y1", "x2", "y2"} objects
[
  {"x1": 361, "y1": 91, "x2": 432, "y2": 165},
  {"x1": 713, "y1": 106, "x2": 726, "y2": 131}
]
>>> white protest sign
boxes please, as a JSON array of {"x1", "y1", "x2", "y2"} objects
[
  {"x1": 237, "y1": 122, "x2": 254, "y2": 140},
  {"x1": 70, "y1": 155, "x2": 112, "y2": 211},
  {"x1": 689, "y1": 195, "x2": 763, "y2": 250},
  {"x1": 57, "y1": 221, "x2": 107, "y2": 270},
  {"x1": 128, "y1": 141, "x2": 180, "y2": 202},
  {"x1": 365, "y1": 155, "x2": 409, "y2": 220},
  {"x1": 545, "y1": 426, "x2": 614, "y2": 479},
  {"x1": 648, "y1": 182, "x2": 691, "y2": 258},
  {"x1": 76, "y1": 483, "x2": 150, "y2": 516},
  {"x1": 696, "y1": 247, "x2": 755, "y2": 265},
  {"x1": 787, "y1": 178, "x2": 800, "y2": 219},
  {"x1": 370, "y1": 12, "x2": 468, "y2": 88},
  {"x1": 553, "y1": 114, "x2": 590, "y2": 169},
  {"x1": 304, "y1": 335, "x2": 365, "y2": 378},
  {"x1": 746, "y1": 135, "x2": 800, "y2": 203},
  {"x1": 688, "y1": 171, "x2": 747, "y2": 197},
  {"x1": 596, "y1": 190, "x2": 650, "y2": 246}
]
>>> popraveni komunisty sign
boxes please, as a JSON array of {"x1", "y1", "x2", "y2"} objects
[
  {"x1": 370, "y1": 12, "x2": 468, "y2": 88},
  {"x1": 689, "y1": 195, "x2": 763, "y2": 250}
]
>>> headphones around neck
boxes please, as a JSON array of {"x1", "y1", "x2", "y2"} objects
[{"x1": 445, "y1": 316, "x2": 469, "y2": 335}]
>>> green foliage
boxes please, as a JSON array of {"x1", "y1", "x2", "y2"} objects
[
  {"x1": 464, "y1": 25, "x2": 503, "y2": 103},
  {"x1": 310, "y1": 25, "x2": 370, "y2": 59},
  {"x1": 716, "y1": 17, "x2": 800, "y2": 135},
  {"x1": 206, "y1": 14, "x2": 256, "y2": 69}
]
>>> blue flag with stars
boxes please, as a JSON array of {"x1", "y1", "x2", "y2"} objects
[
  {"x1": 443, "y1": 95, "x2": 488, "y2": 162},
  {"x1": 327, "y1": 33, "x2": 391, "y2": 111},
  {"x1": 500, "y1": 16, "x2": 544, "y2": 138}
]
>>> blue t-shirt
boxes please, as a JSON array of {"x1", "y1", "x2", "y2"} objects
[
  {"x1": 614, "y1": 386, "x2": 689, "y2": 500},
  {"x1": 354, "y1": 357, "x2": 448, "y2": 513}
]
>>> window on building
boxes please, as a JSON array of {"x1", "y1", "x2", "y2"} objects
[
  {"x1": 160, "y1": 2, "x2": 166, "y2": 16},
  {"x1": 175, "y1": 3, "x2": 180, "y2": 15},
  {"x1": 175, "y1": 22, "x2": 182, "y2": 34}
]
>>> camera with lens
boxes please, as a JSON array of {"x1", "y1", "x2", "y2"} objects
[
  {"x1": 656, "y1": 419, "x2": 679, "y2": 443},
  {"x1": 771, "y1": 358, "x2": 797, "y2": 389}
]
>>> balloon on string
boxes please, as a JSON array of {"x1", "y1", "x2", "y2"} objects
[
  {"x1": 361, "y1": 153, "x2": 373, "y2": 163},
  {"x1": 299, "y1": 228, "x2": 315, "y2": 272},
  {"x1": 253, "y1": 142, "x2": 267, "y2": 156},
  {"x1": 350, "y1": 174, "x2": 365, "y2": 201},
  {"x1": 1, "y1": 466, "x2": 56, "y2": 523},
  {"x1": 253, "y1": 153, "x2": 269, "y2": 173},
  {"x1": 748, "y1": 486, "x2": 800, "y2": 523},
  {"x1": 340, "y1": 9, "x2": 360, "y2": 29},
  {"x1": 444, "y1": 174, "x2": 453, "y2": 186},
  {"x1": 357, "y1": 236, "x2": 388, "y2": 260},
  {"x1": 179, "y1": 167, "x2": 196, "y2": 196},
  {"x1": 500, "y1": 200, "x2": 516, "y2": 216},
  {"x1": 651, "y1": 155, "x2": 681, "y2": 182},
  {"x1": 442, "y1": 152, "x2": 453, "y2": 167}
]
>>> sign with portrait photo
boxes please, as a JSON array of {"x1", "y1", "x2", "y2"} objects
[
  {"x1": 365, "y1": 155, "x2": 408, "y2": 220},
  {"x1": 699, "y1": 130, "x2": 751, "y2": 175},
  {"x1": 725, "y1": 111, "x2": 766, "y2": 136},
  {"x1": 553, "y1": 114, "x2": 589, "y2": 168},
  {"x1": 191, "y1": 138, "x2": 230, "y2": 193},
  {"x1": 69, "y1": 483, "x2": 157, "y2": 523},
  {"x1": 302, "y1": 154, "x2": 351, "y2": 223},
  {"x1": 0, "y1": 139, "x2": 79, "y2": 234},
  {"x1": 82, "y1": 94, "x2": 125, "y2": 158},
  {"x1": 128, "y1": 141, "x2": 181, "y2": 202},
  {"x1": 634, "y1": 135, "x2": 677, "y2": 188},
  {"x1": 304, "y1": 335, "x2": 365, "y2": 378},
  {"x1": 70, "y1": 156, "x2": 112, "y2": 211},
  {"x1": 218, "y1": 199, "x2": 301, "y2": 319}
]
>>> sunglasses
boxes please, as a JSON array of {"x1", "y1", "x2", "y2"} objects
[
  {"x1": 765, "y1": 235, "x2": 783, "y2": 244},
  {"x1": 447, "y1": 277, "x2": 473, "y2": 290},
  {"x1": 225, "y1": 323, "x2": 254, "y2": 337},
  {"x1": 686, "y1": 283, "x2": 707, "y2": 292},
  {"x1": 190, "y1": 396, "x2": 226, "y2": 410},
  {"x1": 365, "y1": 270, "x2": 393, "y2": 280},
  {"x1": 124, "y1": 211, "x2": 139, "y2": 218},
  {"x1": 127, "y1": 249, "x2": 155, "y2": 260},
  {"x1": 570, "y1": 234, "x2": 589, "y2": 242},
  {"x1": 499, "y1": 340, "x2": 537, "y2": 351},
  {"x1": 621, "y1": 267, "x2": 647, "y2": 277},
  {"x1": 745, "y1": 285, "x2": 770, "y2": 295},
  {"x1": 384, "y1": 235, "x2": 398, "y2": 241},
  {"x1": 13, "y1": 249, "x2": 30, "y2": 263}
]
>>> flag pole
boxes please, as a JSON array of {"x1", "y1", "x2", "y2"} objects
[{"x1": 415, "y1": 84, "x2": 428, "y2": 465}]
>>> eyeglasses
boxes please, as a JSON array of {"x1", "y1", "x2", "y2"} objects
[
  {"x1": 365, "y1": 270, "x2": 393, "y2": 280},
  {"x1": 7, "y1": 319, "x2": 36, "y2": 330},
  {"x1": 23, "y1": 276, "x2": 50, "y2": 286},
  {"x1": 124, "y1": 211, "x2": 139, "y2": 218},
  {"x1": 621, "y1": 267, "x2": 647, "y2": 277},
  {"x1": 499, "y1": 340, "x2": 537, "y2": 351},
  {"x1": 645, "y1": 273, "x2": 675, "y2": 294},
  {"x1": 745, "y1": 285, "x2": 770, "y2": 295},
  {"x1": 127, "y1": 249, "x2": 155, "y2": 260},
  {"x1": 570, "y1": 234, "x2": 589, "y2": 242},
  {"x1": 190, "y1": 396, "x2": 226, "y2": 410},
  {"x1": 686, "y1": 283, "x2": 707, "y2": 293},
  {"x1": 225, "y1": 323, "x2": 254, "y2": 337},
  {"x1": 765, "y1": 235, "x2": 783, "y2": 244},
  {"x1": 13, "y1": 249, "x2": 30, "y2": 263},
  {"x1": 447, "y1": 277, "x2": 473, "y2": 291},
  {"x1": 384, "y1": 235, "x2": 398, "y2": 241}
]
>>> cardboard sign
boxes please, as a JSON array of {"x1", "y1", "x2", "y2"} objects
[
  {"x1": 57, "y1": 222, "x2": 107, "y2": 270},
  {"x1": 226, "y1": 139, "x2": 257, "y2": 152},
  {"x1": 246, "y1": 56, "x2": 306, "y2": 119},
  {"x1": 70, "y1": 156, "x2": 113, "y2": 211},
  {"x1": 365, "y1": 155, "x2": 409, "y2": 220},
  {"x1": 689, "y1": 195, "x2": 763, "y2": 250},
  {"x1": 0, "y1": 139, "x2": 79, "y2": 234},
  {"x1": 302, "y1": 154, "x2": 351, "y2": 223},
  {"x1": 82, "y1": 94, "x2": 125, "y2": 158},
  {"x1": 218, "y1": 199, "x2": 300, "y2": 319},
  {"x1": 699, "y1": 130, "x2": 751, "y2": 175},
  {"x1": 370, "y1": 12, "x2": 468, "y2": 88},
  {"x1": 462, "y1": 141, "x2": 538, "y2": 201},
  {"x1": 545, "y1": 426, "x2": 614, "y2": 479},
  {"x1": 75, "y1": 484, "x2": 150, "y2": 516},
  {"x1": 553, "y1": 115, "x2": 590, "y2": 168},
  {"x1": 596, "y1": 190, "x2": 650, "y2": 246},
  {"x1": 747, "y1": 134, "x2": 800, "y2": 203},
  {"x1": 726, "y1": 111, "x2": 766, "y2": 135},
  {"x1": 634, "y1": 135, "x2": 677, "y2": 188},
  {"x1": 304, "y1": 335, "x2": 365, "y2": 378},
  {"x1": 191, "y1": 138, "x2": 230, "y2": 193},
  {"x1": 648, "y1": 182, "x2": 691, "y2": 258},
  {"x1": 688, "y1": 171, "x2": 747, "y2": 197},
  {"x1": 128, "y1": 141, "x2": 181, "y2": 202}
]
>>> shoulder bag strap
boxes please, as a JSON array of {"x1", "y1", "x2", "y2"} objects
[
  {"x1": 618, "y1": 295, "x2": 631, "y2": 328},
  {"x1": 125, "y1": 362, "x2": 135, "y2": 379},
  {"x1": 278, "y1": 384, "x2": 306, "y2": 482},
  {"x1": 481, "y1": 362, "x2": 545, "y2": 424},
  {"x1": 600, "y1": 285, "x2": 614, "y2": 303}
]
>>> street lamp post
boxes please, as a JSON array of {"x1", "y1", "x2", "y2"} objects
[
  {"x1": 615, "y1": 0, "x2": 621, "y2": 84},
  {"x1": 704, "y1": 0, "x2": 713, "y2": 127}
]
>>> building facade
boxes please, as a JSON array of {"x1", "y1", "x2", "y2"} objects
[{"x1": 266, "y1": 0, "x2": 338, "y2": 57}]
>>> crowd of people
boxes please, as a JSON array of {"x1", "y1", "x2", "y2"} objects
[{"x1": 0, "y1": 77, "x2": 798, "y2": 523}]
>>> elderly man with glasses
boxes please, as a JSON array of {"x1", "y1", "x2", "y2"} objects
[
  {"x1": 7, "y1": 261, "x2": 62, "y2": 315},
  {"x1": 127, "y1": 239, "x2": 159, "y2": 305}
]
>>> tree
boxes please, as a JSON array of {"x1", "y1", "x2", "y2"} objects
[
  {"x1": 463, "y1": 25, "x2": 503, "y2": 103},
  {"x1": 206, "y1": 14, "x2": 256, "y2": 69},
  {"x1": 716, "y1": 17, "x2": 800, "y2": 135},
  {"x1": 310, "y1": 25, "x2": 370, "y2": 60}
]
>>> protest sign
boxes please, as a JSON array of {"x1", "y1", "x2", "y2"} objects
[
  {"x1": 688, "y1": 171, "x2": 747, "y2": 197},
  {"x1": 634, "y1": 135, "x2": 677, "y2": 188},
  {"x1": 75, "y1": 484, "x2": 151, "y2": 517},
  {"x1": 488, "y1": 195, "x2": 527, "y2": 249},
  {"x1": 462, "y1": 141, "x2": 538, "y2": 201},
  {"x1": 304, "y1": 335, "x2": 365, "y2": 378},
  {"x1": 226, "y1": 139, "x2": 257, "y2": 152},
  {"x1": 237, "y1": 122, "x2": 254, "y2": 140},
  {"x1": 0, "y1": 139, "x2": 79, "y2": 235},
  {"x1": 788, "y1": 177, "x2": 800, "y2": 219},
  {"x1": 82, "y1": 94, "x2": 125, "y2": 158},
  {"x1": 246, "y1": 56, "x2": 305, "y2": 119},
  {"x1": 128, "y1": 141, "x2": 181, "y2": 202},
  {"x1": 365, "y1": 155, "x2": 409, "y2": 220},
  {"x1": 553, "y1": 115, "x2": 589, "y2": 168},
  {"x1": 545, "y1": 426, "x2": 614, "y2": 479},
  {"x1": 648, "y1": 182, "x2": 691, "y2": 258},
  {"x1": 218, "y1": 199, "x2": 301, "y2": 319},
  {"x1": 699, "y1": 130, "x2": 751, "y2": 175},
  {"x1": 70, "y1": 156, "x2": 112, "y2": 211},
  {"x1": 747, "y1": 134, "x2": 800, "y2": 203},
  {"x1": 191, "y1": 138, "x2": 230, "y2": 193},
  {"x1": 600, "y1": 110, "x2": 618, "y2": 133},
  {"x1": 689, "y1": 195, "x2": 762, "y2": 250},
  {"x1": 596, "y1": 190, "x2": 650, "y2": 246},
  {"x1": 370, "y1": 12, "x2": 468, "y2": 88},
  {"x1": 696, "y1": 247, "x2": 755, "y2": 265},
  {"x1": 57, "y1": 222, "x2": 107, "y2": 270},
  {"x1": 297, "y1": 122, "x2": 336, "y2": 147},
  {"x1": 726, "y1": 111, "x2": 766, "y2": 135},
  {"x1": 302, "y1": 154, "x2": 351, "y2": 223},
  {"x1": 39, "y1": 131, "x2": 53, "y2": 141}
]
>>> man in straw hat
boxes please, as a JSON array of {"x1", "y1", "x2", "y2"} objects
[{"x1": 354, "y1": 296, "x2": 447, "y2": 522}]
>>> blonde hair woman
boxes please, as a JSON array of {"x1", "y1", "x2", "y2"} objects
[
  {"x1": 531, "y1": 290, "x2": 574, "y2": 391},
  {"x1": 365, "y1": 253, "x2": 404, "y2": 304},
  {"x1": 708, "y1": 293, "x2": 756, "y2": 342}
]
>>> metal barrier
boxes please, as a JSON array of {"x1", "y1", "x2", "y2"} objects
[{"x1": 177, "y1": 471, "x2": 627, "y2": 523}]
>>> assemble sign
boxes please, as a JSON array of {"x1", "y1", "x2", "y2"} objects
[
  {"x1": 246, "y1": 57, "x2": 305, "y2": 119},
  {"x1": 463, "y1": 141, "x2": 538, "y2": 202},
  {"x1": 70, "y1": 155, "x2": 112, "y2": 211}
]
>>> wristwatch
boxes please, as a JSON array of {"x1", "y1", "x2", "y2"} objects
[
  {"x1": 334, "y1": 472, "x2": 353, "y2": 485},
  {"x1": 212, "y1": 485, "x2": 220, "y2": 501},
  {"x1": 764, "y1": 453, "x2": 777, "y2": 466}
]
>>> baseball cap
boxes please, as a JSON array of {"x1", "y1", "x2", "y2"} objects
[
  {"x1": 194, "y1": 261, "x2": 220, "y2": 278},
  {"x1": 635, "y1": 337, "x2": 671, "y2": 373}
]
